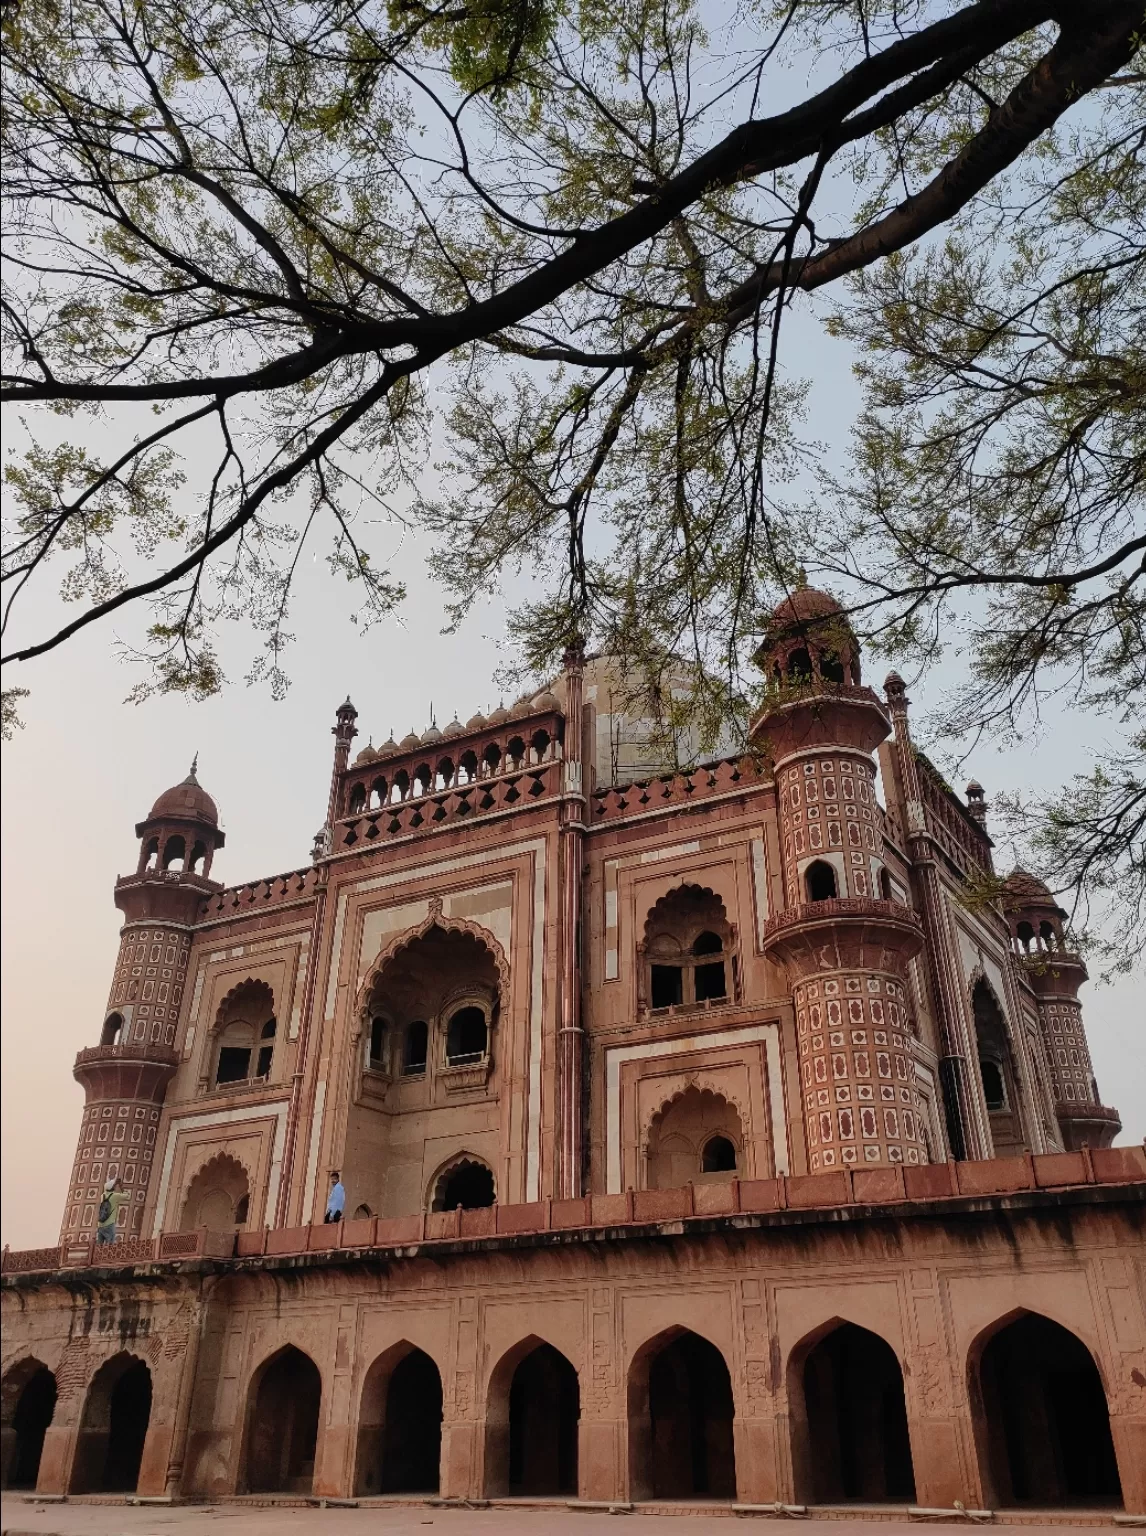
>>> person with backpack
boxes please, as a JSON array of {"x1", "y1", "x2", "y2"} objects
[{"x1": 96, "y1": 1177, "x2": 127, "y2": 1245}]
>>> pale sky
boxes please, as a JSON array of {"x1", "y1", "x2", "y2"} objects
[{"x1": 2, "y1": 310, "x2": 1143, "y2": 1251}]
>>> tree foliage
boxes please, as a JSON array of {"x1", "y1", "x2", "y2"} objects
[{"x1": 1, "y1": 0, "x2": 1142, "y2": 935}]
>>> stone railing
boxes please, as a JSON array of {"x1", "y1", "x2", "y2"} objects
[
  {"x1": 336, "y1": 757, "x2": 561, "y2": 849},
  {"x1": 591, "y1": 755, "x2": 768, "y2": 823},
  {"x1": 74, "y1": 1042, "x2": 181, "y2": 1070},
  {"x1": 196, "y1": 865, "x2": 321, "y2": 922},
  {"x1": 5, "y1": 1146, "x2": 1143, "y2": 1276},
  {"x1": 762, "y1": 897, "x2": 924, "y2": 942}
]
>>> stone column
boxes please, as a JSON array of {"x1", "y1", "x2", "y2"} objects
[
  {"x1": 884, "y1": 675, "x2": 989, "y2": 1161},
  {"x1": 557, "y1": 643, "x2": 587, "y2": 1198}
]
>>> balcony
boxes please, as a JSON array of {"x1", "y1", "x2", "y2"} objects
[
  {"x1": 761, "y1": 898, "x2": 924, "y2": 978},
  {"x1": 73, "y1": 1041, "x2": 180, "y2": 1103}
]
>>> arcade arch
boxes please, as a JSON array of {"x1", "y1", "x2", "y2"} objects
[
  {"x1": 627, "y1": 1328, "x2": 736, "y2": 1500},
  {"x1": 355, "y1": 1343, "x2": 443, "y2": 1495},
  {"x1": 430, "y1": 1155, "x2": 496, "y2": 1210},
  {"x1": 243, "y1": 1346, "x2": 322, "y2": 1494},
  {"x1": 971, "y1": 1312, "x2": 1121, "y2": 1506},
  {"x1": 70, "y1": 1354, "x2": 152, "y2": 1493},
  {"x1": 789, "y1": 1321, "x2": 915, "y2": 1503},
  {"x1": 485, "y1": 1338, "x2": 580, "y2": 1497},
  {"x1": 0, "y1": 1359, "x2": 56, "y2": 1490},
  {"x1": 972, "y1": 980, "x2": 1024, "y2": 1155}
]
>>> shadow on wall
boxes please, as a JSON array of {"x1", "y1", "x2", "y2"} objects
[
  {"x1": 243, "y1": 1347, "x2": 321, "y2": 1494},
  {"x1": 973, "y1": 1313, "x2": 1122, "y2": 1507},
  {"x1": 628, "y1": 1329, "x2": 736, "y2": 1501},
  {"x1": 0, "y1": 1359, "x2": 57, "y2": 1490},
  {"x1": 355, "y1": 1345, "x2": 443, "y2": 1496},
  {"x1": 69, "y1": 1354, "x2": 152, "y2": 1494},
  {"x1": 791, "y1": 1322, "x2": 916, "y2": 1503}
]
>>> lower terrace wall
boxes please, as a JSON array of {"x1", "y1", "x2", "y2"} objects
[{"x1": 3, "y1": 1182, "x2": 1144, "y2": 1511}]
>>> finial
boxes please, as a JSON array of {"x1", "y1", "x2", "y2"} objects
[{"x1": 184, "y1": 753, "x2": 200, "y2": 785}]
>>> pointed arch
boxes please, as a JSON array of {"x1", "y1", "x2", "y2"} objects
[
  {"x1": 355, "y1": 1341, "x2": 443, "y2": 1495},
  {"x1": 211, "y1": 977, "x2": 276, "y2": 1034},
  {"x1": 484, "y1": 1334, "x2": 580, "y2": 1497},
  {"x1": 354, "y1": 906, "x2": 510, "y2": 1022},
  {"x1": 242, "y1": 1345, "x2": 322, "y2": 1494},
  {"x1": 787, "y1": 1318, "x2": 915, "y2": 1503},
  {"x1": 967, "y1": 1308, "x2": 1121, "y2": 1507},
  {"x1": 627, "y1": 1326, "x2": 736, "y2": 1500},
  {"x1": 70, "y1": 1352, "x2": 152, "y2": 1494},
  {"x1": 179, "y1": 1151, "x2": 251, "y2": 1230},
  {"x1": 643, "y1": 1085, "x2": 746, "y2": 1189}
]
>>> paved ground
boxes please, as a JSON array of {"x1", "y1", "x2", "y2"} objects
[{"x1": 2, "y1": 1500, "x2": 1136, "y2": 1536}]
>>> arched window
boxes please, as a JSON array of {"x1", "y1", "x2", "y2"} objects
[
  {"x1": 506, "y1": 736, "x2": 526, "y2": 769},
  {"x1": 255, "y1": 1018, "x2": 276, "y2": 1079},
  {"x1": 805, "y1": 860, "x2": 838, "y2": 902},
  {"x1": 1016, "y1": 920, "x2": 1034, "y2": 951},
  {"x1": 141, "y1": 837, "x2": 159, "y2": 872},
  {"x1": 483, "y1": 743, "x2": 502, "y2": 776},
  {"x1": 530, "y1": 729, "x2": 550, "y2": 764},
  {"x1": 460, "y1": 751, "x2": 479, "y2": 784},
  {"x1": 692, "y1": 930, "x2": 727, "y2": 1002},
  {"x1": 403, "y1": 1020, "x2": 428, "y2": 1075},
  {"x1": 642, "y1": 887, "x2": 734, "y2": 1012},
  {"x1": 162, "y1": 835, "x2": 186, "y2": 872},
  {"x1": 212, "y1": 980, "x2": 276, "y2": 1087},
  {"x1": 100, "y1": 1013, "x2": 124, "y2": 1048},
  {"x1": 353, "y1": 1203, "x2": 374, "y2": 1220},
  {"x1": 234, "y1": 1193, "x2": 250, "y2": 1225},
  {"x1": 370, "y1": 777, "x2": 387, "y2": 809},
  {"x1": 432, "y1": 1158, "x2": 495, "y2": 1210},
  {"x1": 348, "y1": 783, "x2": 367, "y2": 816},
  {"x1": 702, "y1": 1135, "x2": 738, "y2": 1174},
  {"x1": 820, "y1": 651, "x2": 845, "y2": 684},
  {"x1": 446, "y1": 1006, "x2": 487, "y2": 1065},
  {"x1": 787, "y1": 648, "x2": 812, "y2": 682},
  {"x1": 1038, "y1": 920, "x2": 1057, "y2": 950},
  {"x1": 189, "y1": 840, "x2": 208, "y2": 874}
]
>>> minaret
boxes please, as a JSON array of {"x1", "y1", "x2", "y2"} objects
[
  {"x1": 752, "y1": 589, "x2": 929, "y2": 1174},
  {"x1": 59, "y1": 765, "x2": 225, "y2": 1246},
  {"x1": 1002, "y1": 870, "x2": 1121, "y2": 1150}
]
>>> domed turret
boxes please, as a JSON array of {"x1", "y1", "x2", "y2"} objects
[
  {"x1": 753, "y1": 585, "x2": 862, "y2": 688},
  {"x1": 133, "y1": 759, "x2": 226, "y2": 881}
]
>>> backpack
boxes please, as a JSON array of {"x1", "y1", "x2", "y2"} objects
[{"x1": 98, "y1": 1196, "x2": 112, "y2": 1223}]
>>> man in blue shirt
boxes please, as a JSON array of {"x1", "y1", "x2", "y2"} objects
[{"x1": 324, "y1": 1171, "x2": 346, "y2": 1223}]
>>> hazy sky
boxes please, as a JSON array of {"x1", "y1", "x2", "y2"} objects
[{"x1": 2, "y1": 314, "x2": 1142, "y2": 1251}]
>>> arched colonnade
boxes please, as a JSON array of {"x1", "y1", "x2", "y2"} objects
[{"x1": 0, "y1": 1309, "x2": 1127, "y2": 1505}]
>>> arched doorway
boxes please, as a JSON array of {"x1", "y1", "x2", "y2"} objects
[
  {"x1": 355, "y1": 1346, "x2": 443, "y2": 1495},
  {"x1": 244, "y1": 1347, "x2": 321, "y2": 1494},
  {"x1": 793, "y1": 1323, "x2": 915, "y2": 1502},
  {"x1": 70, "y1": 1355, "x2": 152, "y2": 1493},
  {"x1": 974, "y1": 1314, "x2": 1121, "y2": 1506},
  {"x1": 629, "y1": 1330, "x2": 736, "y2": 1500},
  {"x1": 1, "y1": 1361, "x2": 56, "y2": 1490},
  {"x1": 484, "y1": 1339, "x2": 580, "y2": 1497}
]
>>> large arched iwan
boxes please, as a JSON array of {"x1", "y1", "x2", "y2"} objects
[
  {"x1": 972, "y1": 1312, "x2": 1122, "y2": 1506},
  {"x1": 69, "y1": 1354, "x2": 152, "y2": 1493},
  {"x1": 790, "y1": 1322, "x2": 916, "y2": 1502},
  {"x1": 484, "y1": 1337, "x2": 580, "y2": 1497},
  {"x1": 243, "y1": 1347, "x2": 322, "y2": 1494},
  {"x1": 628, "y1": 1329, "x2": 736, "y2": 1500},
  {"x1": 0, "y1": 1360, "x2": 57, "y2": 1490},
  {"x1": 355, "y1": 1344, "x2": 443, "y2": 1495}
]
